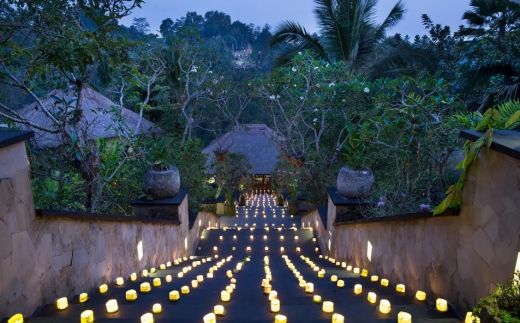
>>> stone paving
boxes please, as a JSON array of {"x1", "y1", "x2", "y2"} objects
[{"x1": 10, "y1": 194, "x2": 463, "y2": 323}]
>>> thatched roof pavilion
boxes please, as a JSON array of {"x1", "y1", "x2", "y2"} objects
[
  {"x1": 202, "y1": 124, "x2": 284, "y2": 176},
  {"x1": 18, "y1": 87, "x2": 160, "y2": 148}
]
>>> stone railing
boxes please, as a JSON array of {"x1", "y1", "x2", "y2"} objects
[
  {"x1": 0, "y1": 130, "x2": 219, "y2": 317},
  {"x1": 305, "y1": 130, "x2": 520, "y2": 315}
]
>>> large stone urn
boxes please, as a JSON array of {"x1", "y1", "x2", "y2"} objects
[
  {"x1": 337, "y1": 166, "x2": 374, "y2": 199},
  {"x1": 142, "y1": 165, "x2": 181, "y2": 200}
]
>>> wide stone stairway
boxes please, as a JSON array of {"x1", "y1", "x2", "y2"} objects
[{"x1": 16, "y1": 194, "x2": 462, "y2": 323}]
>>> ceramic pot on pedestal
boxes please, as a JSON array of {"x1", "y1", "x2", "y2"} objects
[
  {"x1": 142, "y1": 165, "x2": 181, "y2": 200},
  {"x1": 336, "y1": 166, "x2": 374, "y2": 199}
]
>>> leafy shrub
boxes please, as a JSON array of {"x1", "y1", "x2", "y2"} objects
[{"x1": 474, "y1": 271, "x2": 520, "y2": 323}]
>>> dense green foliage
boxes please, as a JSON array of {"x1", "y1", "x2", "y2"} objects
[{"x1": 474, "y1": 271, "x2": 520, "y2": 323}]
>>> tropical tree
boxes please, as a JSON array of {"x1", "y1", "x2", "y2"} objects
[{"x1": 270, "y1": 0, "x2": 405, "y2": 73}]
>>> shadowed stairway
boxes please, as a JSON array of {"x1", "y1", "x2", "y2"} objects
[{"x1": 18, "y1": 194, "x2": 462, "y2": 323}]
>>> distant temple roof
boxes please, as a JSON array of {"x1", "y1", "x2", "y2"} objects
[{"x1": 202, "y1": 124, "x2": 284, "y2": 174}]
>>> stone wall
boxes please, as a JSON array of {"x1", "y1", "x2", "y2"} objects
[
  {"x1": 0, "y1": 136, "x2": 217, "y2": 317},
  {"x1": 189, "y1": 211, "x2": 220, "y2": 252},
  {"x1": 301, "y1": 210, "x2": 330, "y2": 257},
  {"x1": 317, "y1": 147, "x2": 520, "y2": 314}
]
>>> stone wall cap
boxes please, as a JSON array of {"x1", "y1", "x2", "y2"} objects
[
  {"x1": 0, "y1": 130, "x2": 33, "y2": 148},
  {"x1": 460, "y1": 129, "x2": 520, "y2": 161},
  {"x1": 333, "y1": 207, "x2": 460, "y2": 226},
  {"x1": 131, "y1": 187, "x2": 189, "y2": 206},
  {"x1": 36, "y1": 209, "x2": 181, "y2": 225},
  {"x1": 327, "y1": 187, "x2": 372, "y2": 206}
]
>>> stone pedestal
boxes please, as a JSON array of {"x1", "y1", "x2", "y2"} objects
[
  {"x1": 131, "y1": 187, "x2": 189, "y2": 222},
  {"x1": 327, "y1": 187, "x2": 371, "y2": 223}
]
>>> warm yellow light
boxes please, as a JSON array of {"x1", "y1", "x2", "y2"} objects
[
  {"x1": 353, "y1": 267, "x2": 360, "y2": 274},
  {"x1": 214, "y1": 305, "x2": 225, "y2": 315},
  {"x1": 305, "y1": 282, "x2": 314, "y2": 293},
  {"x1": 332, "y1": 313, "x2": 345, "y2": 323},
  {"x1": 140, "y1": 313, "x2": 154, "y2": 323},
  {"x1": 56, "y1": 297, "x2": 68, "y2": 310},
  {"x1": 379, "y1": 299, "x2": 391, "y2": 314},
  {"x1": 337, "y1": 280, "x2": 345, "y2": 288},
  {"x1": 196, "y1": 274, "x2": 204, "y2": 282},
  {"x1": 269, "y1": 290, "x2": 278, "y2": 301},
  {"x1": 7, "y1": 314, "x2": 23, "y2": 323},
  {"x1": 152, "y1": 303, "x2": 162, "y2": 314},
  {"x1": 367, "y1": 292, "x2": 377, "y2": 304},
  {"x1": 361, "y1": 269, "x2": 368, "y2": 277},
  {"x1": 246, "y1": 246, "x2": 251, "y2": 251},
  {"x1": 213, "y1": 246, "x2": 218, "y2": 251},
  {"x1": 167, "y1": 261, "x2": 172, "y2": 267},
  {"x1": 465, "y1": 312, "x2": 481, "y2": 323},
  {"x1": 296, "y1": 247, "x2": 301, "y2": 252},
  {"x1": 106, "y1": 299, "x2": 118, "y2": 313},
  {"x1": 398, "y1": 311, "x2": 412, "y2": 323},
  {"x1": 150, "y1": 268, "x2": 156, "y2": 273},
  {"x1": 346, "y1": 265, "x2": 352, "y2": 271},
  {"x1": 436, "y1": 298, "x2": 448, "y2": 312},
  {"x1": 165, "y1": 274, "x2": 172, "y2": 283},
  {"x1": 126, "y1": 289, "x2": 138, "y2": 301},
  {"x1": 115, "y1": 277, "x2": 124, "y2": 286},
  {"x1": 160, "y1": 264, "x2": 166, "y2": 270},
  {"x1": 354, "y1": 284, "x2": 362, "y2": 294},
  {"x1": 313, "y1": 295, "x2": 322, "y2": 303},
  {"x1": 323, "y1": 301, "x2": 334, "y2": 313},
  {"x1": 140, "y1": 282, "x2": 151, "y2": 293},
  {"x1": 142, "y1": 269, "x2": 149, "y2": 277},
  {"x1": 226, "y1": 285, "x2": 233, "y2": 293},
  {"x1": 99, "y1": 284, "x2": 108, "y2": 293},
  {"x1": 264, "y1": 284, "x2": 272, "y2": 294},
  {"x1": 415, "y1": 290, "x2": 426, "y2": 301},
  {"x1": 381, "y1": 279, "x2": 389, "y2": 287},
  {"x1": 178, "y1": 272, "x2": 184, "y2": 278},
  {"x1": 265, "y1": 246, "x2": 269, "y2": 251},
  {"x1": 221, "y1": 290, "x2": 231, "y2": 302},
  {"x1": 318, "y1": 270, "x2": 325, "y2": 278},
  {"x1": 331, "y1": 275, "x2": 338, "y2": 282},
  {"x1": 207, "y1": 272, "x2": 214, "y2": 278},
  {"x1": 181, "y1": 286, "x2": 190, "y2": 294},
  {"x1": 169, "y1": 290, "x2": 180, "y2": 301},
  {"x1": 79, "y1": 293, "x2": 88, "y2": 303},
  {"x1": 153, "y1": 278, "x2": 161, "y2": 286},
  {"x1": 80, "y1": 310, "x2": 95, "y2": 323},
  {"x1": 396, "y1": 284, "x2": 405, "y2": 293},
  {"x1": 203, "y1": 313, "x2": 216, "y2": 323},
  {"x1": 130, "y1": 272, "x2": 137, "y2": 281},
  {"x1": 371, "y1": 275, "x2": 379, "y2": 282},
  {"x1": 191, "y1": 280, "x2": 199, "y2": 288},
  {"x1": 341, "y1": 262, "x2": 346, "y2": 268},
  {"x1": 299, "y1": 280, "x2": 307, "y2": 288},
  {"x1": 271, "y1": 299, "x2": 281, "y2": 312},
  {"x1": 280, "y1": 247, "x2": 285, "y2": 252}
]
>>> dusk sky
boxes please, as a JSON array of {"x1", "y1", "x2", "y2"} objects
[{"x1": 120, "y1": 0, "x2": 472, "y2": 38}]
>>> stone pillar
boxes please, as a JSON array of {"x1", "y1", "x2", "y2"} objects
[{"x1": 131, "y1": 188, "x2": 189, "y2": 222}]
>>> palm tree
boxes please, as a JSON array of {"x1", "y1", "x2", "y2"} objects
[{"x1": 271, "y1": 0, "x2": 406, "y2": 73}]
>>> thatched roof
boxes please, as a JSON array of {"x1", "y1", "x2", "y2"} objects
[
  {"x1": 202, "y1": 124, "x2": 284, "y2": 174},
  {"x1": 18, "y1": 87, "x2": 160, "y2": 148}
]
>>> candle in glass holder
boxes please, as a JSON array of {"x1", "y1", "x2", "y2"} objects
[
  {"x1": 56, "y1": 297, "x2": 68, "y2": 310},
  {"x1": 354, "y1": 284, "x2": 362, "y2": 294},
  {"x1": 165, "y1": 275, "x2": 172, "y2": 283},
  {"x1": 178, "y1": 272, "x2": 184, "y2": 278},
  {"x1": 181, "y1": 286, "x2": 190, "y2": 294},
  {"x1": 79, "y1": 293, "x2": 88, "y2": 303},
  {"x1": 153, "y1": 278, "x2": 161, "y2": 287},
  {"x1": 398, "y1": 311, "x2": 412, "y2": 323},
  {"x1": 203, "y1": 313, "x2": 216, "y2": 323},
  {"x1": 341, "y1": 262, "x2": 346, "y2": 268},
  {"x1": 192, "y1": 280, "x2": 199, "y2": 288},
  {"x1": 274, "y1": 314, "x2": 287, "y2": 323},
  {"x1": 214, "y1": 305, "x2": 225, "y2": 315},
  {"x1": 126, "y1": 289, "x2": 138, "y2": 301},
  {"x1": 322, "y1": 301, "x2": 334, "y2": 313},
  {"x1": 264, "y1": 284, "x2": 272, "y2": 294},
  {"x1": 271, "y1": 299, "x2": 281, "y2": 312},
  {"x1": 313, "y1": 295, "x2": 322, "y2": 303},
  {"x1": 99, "y1": 284, "x2": 108, "y2": 293},
  {"x1": 221, "y1": 290, "x2": 231, "y2": 302},
  {"x1": 130, "y1": 272, "x2": 137, "y2": 281},
  {"x1": 140, "y1": 282, "x2": 151, "y2": 293},
  {"x1": 207, "y1": 272, "x2": 214, "y2": 279},
  {"x1": 106, "y1": 299, "x2": 118, "y2": 313},
  {"x1": 80, "y1": 310, "x2": 94, "y2": 323},
  {"x1": 361, "y1": 269, "x2": 368, "y2": 277},
  {"x1": 299, "y1": 280, "x2": 306, "y2": 288},
  {"x1": 337, "y1": 280, "x2": 345, "y2": 288},
  {"x1": 379, "y1": 299, "x2": 391, "y2": 314},
  {"x1": 381, "y1": 279, "x2": 389, "y2": 287},
  {"x1": 332, "y1": 313, "x2": 345, "y2": 323},
  {"x1": 396, "y1": 284, "x2": 405, "y2": 293},
  {"x1": 415, "y1": 290, "x2": 426, "y2": 301},
  {"x1": 353, "y1": 267, "x2": 360, "y2": 274},
  {"x1": 305, "y1": 283, "x2": 314, "y2": 293},
  {"x1": 330, "y1": 275, "x2": 338, "y2": 282},
  {"x1": 150, "y1": 267, "x2": 156, "y2": 273},
  {"x1": 371, "y1": 275, "x2": 379, "y2": 282},
  {"x1": 346, "y1": 265, "x2": 352, "y2": 271},
  {"x1": 318, "y1": 270, "x2": 325, "y2": 278},
  {"x1": 169, "y1": 290, "x2": 180, "y2": 301},
  {"x1": 160, "y1": 264, "x2": 166, "y2": 270},
  {"x1": 152, "y1": 303, "x2": 162, "y2": 314},
  {"x1": 116, "y1": 277, "x2": 124, "y2": 285},
  {"x1": 436, "y1": 298, "x2": 448, "y2": 312},
  {"x1": 367, "y1": 292, "x2": 377, "y2": 304},
  {"x1": 269, "y1": 290, "x2": 278, "y2": 301}
]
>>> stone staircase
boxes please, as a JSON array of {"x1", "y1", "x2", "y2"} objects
[{"x1": 6, "y1": 194, "x2": 462, "y2": 323}]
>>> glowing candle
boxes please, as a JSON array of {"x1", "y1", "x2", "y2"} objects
[
  {"x1": 126, "y1": 289, "x2": 138, "y2": 301},
  {"x1": 379, "y1": 299, "x2": 391, "y2": 314},
  {"x1": 465, "y1": 312, "x2": 480, "y2": 323},
  {"x1": 231, "y1": 278, "x2": 237, "y2": 284},
  {"x1": 371, "y1": 275, "x2": 379, "y2": 282},
  {"x1": 181, "y1": 286, "x2": 190, "y2": 294},
  {"x1": 436, "y1": 298, "x2": 448, "y2": 312},
  {"x1": 332, "y1": 313, "x2": 345, "y2": 323},
  {"x1": 226, "y1": 285, "x2": 233, "y2": 293},
  {"x1": 196, "y1": 275, "x2": 204, "y2": 282},
  {"x1": 140, "y1": 282, "x2": 151, "y2": 293},
  {"x1": 214, "y1": 305, "x2": 225, "y2": 315},
  {"x1": 269, "y1": 290, "x2": 278, "y2": 301},
  {"x1": 330, "y1": 275, "x2": 338, "y2": 282},
  {"x1": 178, "y1": 272, "x2": 184, "y2": 278},
  {"x1": 203, "y1": 313, "x2": 216, "y2": 323},
  {"x1": 106, "y1": 299, "x2": 118, "y2": 313},
  {"x1": 296, "y1": 247, "x2": 301, "y2": 252},
  {"x1": 271, "y1": 299, "x2": 281, "y2": 312},
  {"x1": 353, "y1": 267, "x2": 360, "y2": 274},
  {"x1": 116, "y1": 277, "x2": 124, "y2": 285},
  {"x1": 153, "y1": 278, "x2": 161, "y2": 287},
  {"x1": 274, "y1": 314, "x2": 287, "y2": 323},
  {"x1": 361, "y1": 269, "x2": 368, "y2": 277},
  {"x1": 166, "y1": 275, "x2": 172, "y2": 283},
  {"x1": 130, "y1": 273, "x2": 137, "y2": 281},
  {"x1": 264, "y1": 284, "x2": 272, "y2": 294},
  {"x1": 169, "y1": 290, "x2": 180, "y2": 301},
  {"x1": 354, "y1": 284, "x2": 362, "y2": 294},
  {"x1": 415, "y1": 290, "x2": 426, "y2": 301},
  {"x1": 341, "y1": 262, "x2": 346, "y2": 268},
  {"x1": 221, "y1": 290, "x2": 231, "y2": 302},
  {"x1": 313, "y1": 295, "x2": 322, "y2": 303},
  {"x1": 265, "y1": 246, "x2": 269, "y2": 251},
  {"x1": 367, "y1": 292, "x2": 377, "y2": 304},
  {"x1": 160, "y1": 264, "x2": 166, "y2": 270},
  {"x1": 246, "y1": 246, "x2": 251, "y2": 252},
  {"x1": 280, "y1": 247, "x2": 285, "y2": 252},
  {"x1": 150, "y1": 268, "x2": 156, "y2": 273},
  {"x1": 398, "y1": 311, "x2": 412, "y2": 323},
  {"x1": 167, "y1": 261, "x2": 172, "y2": 267},
  {"x1": 396, "y1": 284, "x2": 405, "y2": 293},
  {"x1": 99, "y1": 284, "x2": 108, "y2": 293},
  {"x1": 213, "y1": 246, "x2": 218, "y2": 251},
  {"x1": 381, "y1": 279, "x2": 389, "y2": 287},
  {"x1": 346, "y1": 265, "x2": 352, "y2": 271},
  {"x1": 56, "y1": 297, "x2": 68, "y2": 310},
  {"x1": 79, "y1": 293, "x2": 88, "y2": 303},
  {"x1": 323, "y1": 301, "x2": 334, "y2": 313},
  {"x1": 183, "y1": 267, "x2": 189, "y2": 273},
  {"x1": 337, "y1": 280, "x2": 345, "y2": 288},
  {"x1": 152, "y1": 303, "x2": 162, "y2": 314},
  {"x1": 142, "y1": 269, "x2": 149, "y2": 277},
  {"x1": 141, "y1": 313, "x2": 154, "y2": 323},
  {"x1": 299, "y1": 280, "x2": 306, "y2": 288},
  {"x1": 7, "y1": 314, "x2": 23, "y2": 323},
  {"x1": 318, "y1": 270, "x2": 325, "y2": 278},
  {"x1": 80, "y1": 310, "x2": 94, "y2": 323},
  {"x1": 305, "y1": 283, "x2": 314, "y2": 293},
  {"x1": 192, "y1": 280, "x2": 199, "y2": 288}
]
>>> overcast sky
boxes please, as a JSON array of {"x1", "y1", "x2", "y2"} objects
[{"x1": 120, "y1": 0, "x2": 471, "y2": 38}]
